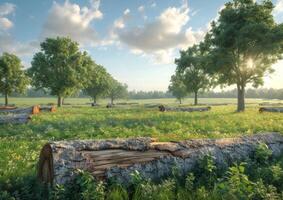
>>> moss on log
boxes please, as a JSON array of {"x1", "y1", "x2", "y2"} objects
[{"x1": 38, "y1": 133, "x2": 283, "y2": 186}]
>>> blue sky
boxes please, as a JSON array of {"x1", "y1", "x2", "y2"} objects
[{"x1": 0, "y1": 0, "x2": 283, "y2": 91}]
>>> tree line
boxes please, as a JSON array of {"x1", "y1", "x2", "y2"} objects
[
  {"x1": 169, "y1": 0, "x2": 283, "y2": 111},
  {"x1": 3, "y1": 87, "x2": 283, "y2": 100},
  {"x1": 0, "y1": 37, "x2": 127, "y2": 107}
]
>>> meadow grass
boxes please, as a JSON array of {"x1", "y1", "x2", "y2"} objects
[{"x1": 0, "y1": 97, "x2": 283, "y2": 197}]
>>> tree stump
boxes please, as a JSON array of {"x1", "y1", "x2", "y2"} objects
[{"x1": 38, "y1": 133, "x2": 283, "y2": 186}]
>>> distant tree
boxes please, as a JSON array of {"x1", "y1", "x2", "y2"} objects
[
  {"x1": 175, "y1": 45, "x2": 213, "y2": 105},
  {"x1": 28, "y1": 37, "x2": 92, "y2": 107},
  {"x1": 168, "y1": 73, "x2": 187, "y2": 104},
  {"x1": 84, "y1": 64, "x2": 112, "y2": 104},
  {"x1": 0, "y1": 53, "x2": 29, "y2": 106},
  {"x1": 205, "y1": 0, "x2": 283, "y2": 111},
  {"x1": 108, "y1": 79, "x2": 128, "y2": 104}
]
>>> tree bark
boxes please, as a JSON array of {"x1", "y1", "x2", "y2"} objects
[
  {"x1": 194, "y1": 91, "x2": 198, "y2": 105},
  {"x1": 4, "y1": 92, "x2": 8, "y2": 106},
  {"x1": 37, "y1": 133, "x2": 283, "y2": 186},
  {"x1": 57, "y1": 96, "x2": 63, "y2": 107},
  {"x1": 237, "y1": 84, "x2": 245, "y2": 112},
  {"x1": 111, "y1": 97, "x2": 114, "y2": 105},
  {"x1": 179, "y1": 98, "x2": 182, "y2": 104}
]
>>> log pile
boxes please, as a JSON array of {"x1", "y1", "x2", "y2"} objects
[
  {"x1": 158, "y1": 105, "x2": 211, "y2": 112},
  {"x1": 38, "y1": 133, "x2": 283, "y2": 186},
  {"x1": 259, "y1": 107, "x2": 283, "y2": 113}
]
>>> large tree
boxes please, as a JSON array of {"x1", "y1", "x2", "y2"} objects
[
  {"x1": 175, "y1": 45, "x2": 213, "y2": 105},
  {"x1": 28, "y1": 37, "x2": 92, "y2": 107},
  {"x1": 205, "y1": 0, "x2": 283, "y2": 111},
  {"x1": 108, "y1": 79, "x2": 128, "y2": 105},
  {"x1": 168, "y1": 72, "x2": 187, "y2": 104},
  {"x1": 0, "y1": 53, "x2": 29, "y2": 106},
  {"x1": 84, "y1": 64, "x2": 112, "y2": 104}
]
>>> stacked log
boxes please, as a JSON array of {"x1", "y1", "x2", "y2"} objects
[
  {"x1": 158, "y1": 105, "x2": 211, "y2": 112},
  {"x1": 259, "y1": 107, "x2": 283, "y2": 113},
  {"x1": 38, "y1": 133, "x2": 283, "y2": 186}
]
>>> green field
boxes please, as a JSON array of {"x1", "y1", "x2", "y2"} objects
[{"x1": 1, "y1": 98, "x2": 283, "y2": 199}]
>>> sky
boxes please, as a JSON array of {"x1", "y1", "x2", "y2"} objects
[{"x1": 0, "y1": 0, "x2": 283, "y2": 91}]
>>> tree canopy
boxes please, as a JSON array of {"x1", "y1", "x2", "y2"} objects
[
  {"x1": 0, "y1": 53, "x2": 29, "y2": 106},
  {"x1": 28, "y1": 37, "x2": 93, "y2": 107},
  {"x1": 175, "y1": 44, "x2": 213, "y2": 105},
  {"x1": 205, "y1": 0, "x2": 283, "y2": 111},
  {"x1": 108, "y1": 79, "x2": 128, "y2": 104},
  {"x1": 84, "y1": 64, "x2": 113, "y2": 104},
  {"x1": 168, "y1": 73, "x2": 187, "y2": 104}
]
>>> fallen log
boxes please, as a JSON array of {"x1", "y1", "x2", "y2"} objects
[
  {"x1": 38, "y1": 133, "x2": 283, "y2": 186},
  {"x1": 158, "y1": 105, "x2": 211, "y2": 112},
  {"x1": 0, "y1": 106, "x2": 17, "y2": 110},
  {"x1": 259, "y1": 103, "x2": 283, "y2": 107},
  {"x1": 39, "y1": 105, "x2": 56, "y2": 112},
  {"x1": 0, "y1": 105, "x2": 40, "y2": 115},
  {"x1": 0, "y1": 114, "x2": 31, "y2": 124},
  {"x1": 259, "y1": 107, "x2": 283, "y2": 113}
]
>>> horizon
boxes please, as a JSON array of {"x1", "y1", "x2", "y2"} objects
[{"x1": 0, "y1": 0, "x2": 283, "y2": 91}]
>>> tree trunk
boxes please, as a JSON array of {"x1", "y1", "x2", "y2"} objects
[
  {"x1": 237, "y1": 84, "x2": 245, "y2": 112},
  {"x1": 111, "y1": 97, "x2": 114, "y2": 105},
  {"x1": 4, "y1": 92, "x2": 8, "y2": 106},
  {"x1": 57, "y1": 96, "x2": 63, "y2": 107},
  {"x1": 93, "y1": 97, "x2": 97, "y2": 104},
  {"x1": 194, "y1": 91, "x2": 198, "y2": 105},
  {"x1": 179, "y1": 99, "x2": 182, "y2": 104}
]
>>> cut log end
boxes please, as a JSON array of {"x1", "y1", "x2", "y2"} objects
[
  {"x1": 32, "y1": 105, "x2": 40, "y2": 115},
  {"x1": 38, "y1": 144, "x2": 54, "y2": 185}
]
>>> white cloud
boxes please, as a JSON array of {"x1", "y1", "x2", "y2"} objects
[
  {"x1": 113, "y1": 9, "x2": 130, "y2": 29},
  {"x1": 0, "y1": 2, "x2": 15, "y2": 31},
  {"x1": 0, "y1": 33, "x2": 39, "y2": 57},
  {"x1": 274, "y1": 0, "x2": 283, "y2": 15},
  {"x1": 0, "y1": 3, "x2": 15, "y2": 16},
  {"x1": 138, "y1": 5, "x2": 145, "y2": 12},
  {"x1": 112, "y1": 2, "x2": 204, "y2": 64},
  {"x1": 0, "y1": 17, "x2": 13, "y2": 30},
  {"x1": 151, "y1": 2, "x2": 156, "y2": 8},
  {"x1": 41, "y1": 0, "x2": 102, "y2": 46}
]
